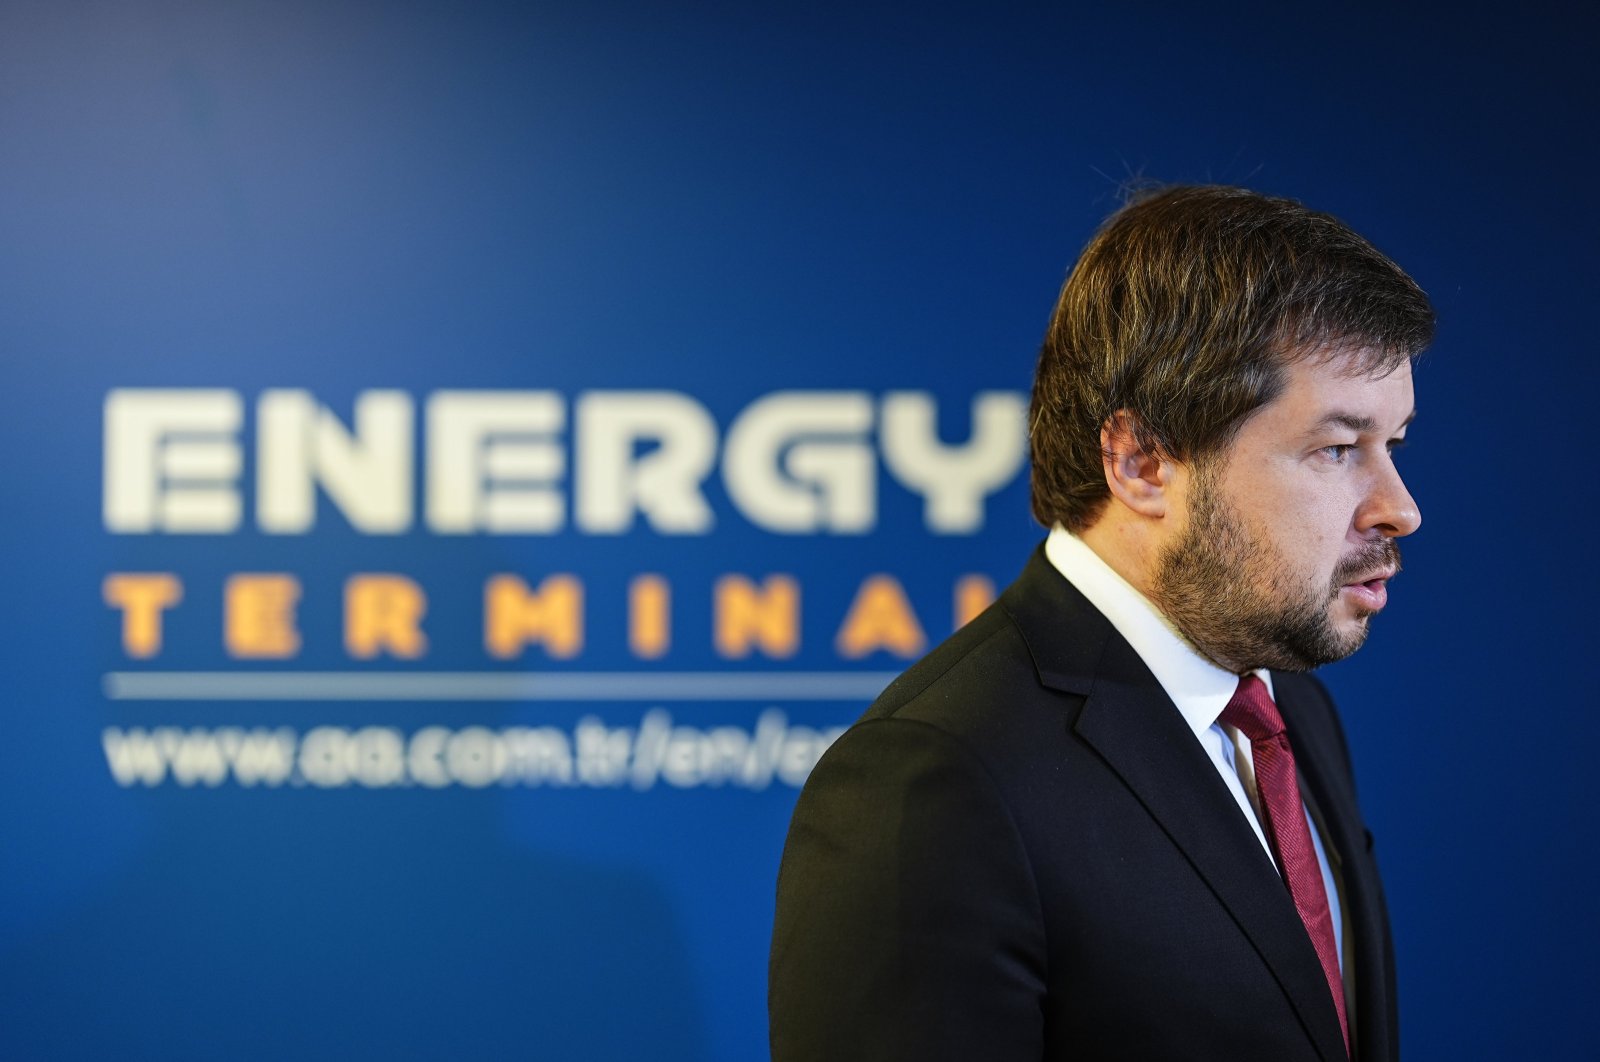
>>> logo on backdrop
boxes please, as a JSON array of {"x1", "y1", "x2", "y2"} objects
[{"x1": 98, "y1": 387, "x2": 1028, "y2": 792}]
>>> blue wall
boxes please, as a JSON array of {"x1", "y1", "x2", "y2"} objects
[{"x1": 1, "y1": 3, "x2": 1594, "y2": 1058}]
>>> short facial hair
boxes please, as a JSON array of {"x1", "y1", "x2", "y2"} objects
[{"x1": 1151, "y1": 459, "x2": 1401, "y2": 673}]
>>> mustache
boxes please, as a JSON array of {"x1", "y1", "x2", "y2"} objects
[{"x1": 1332, "y1": 540, "x2": 1402, "y2": 586}]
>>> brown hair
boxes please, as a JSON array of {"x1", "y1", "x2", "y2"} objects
[{"x1": 1029, "y1": 184, "x2": 1435, "y2": 532}]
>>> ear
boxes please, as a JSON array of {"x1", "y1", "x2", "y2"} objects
[{"x1": 1100, "y1": 412, "x2": 1174, "y2": 518}]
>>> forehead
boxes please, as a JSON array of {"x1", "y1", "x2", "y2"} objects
[{"x1": 1253, "y1": 349, "x2": 1415, "y2": 431}]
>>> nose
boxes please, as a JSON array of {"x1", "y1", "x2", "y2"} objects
[{"x1": 1357, "y1": 460, "x2": 1421, "y2": 538}]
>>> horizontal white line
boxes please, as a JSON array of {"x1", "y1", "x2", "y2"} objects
[{"x1": 102, "y1": 671, "x2": 898, "y2": 702}]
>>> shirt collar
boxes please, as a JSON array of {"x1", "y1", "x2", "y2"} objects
[{"x1": 1043, "y1": 524, "x2": 1273, "y2": 738}]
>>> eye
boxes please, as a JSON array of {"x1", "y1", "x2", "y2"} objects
[{"x1": 1320, "y1": 444, "x2": 1356, "y2": 463}]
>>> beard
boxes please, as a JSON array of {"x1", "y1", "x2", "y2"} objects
[{"x1": 1151, "y1": 463, "x2": 1401, "y2": 674}]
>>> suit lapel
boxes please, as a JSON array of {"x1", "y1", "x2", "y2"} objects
[
  {"x1": 1002, "y1": 549, "x2": 1349, "y2": 1062},
  {"x1": 1278, "y1": 677, "x2": 1394, "y2": 1062}
]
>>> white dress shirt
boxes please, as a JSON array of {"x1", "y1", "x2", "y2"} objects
[{"x1": 1044, "y1": 525, "x2": 1344, "y2": 971}]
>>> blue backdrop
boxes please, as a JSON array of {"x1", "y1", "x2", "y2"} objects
[{"x1": 2, "y1": 3, "x2": 1594, "y2": 1059}]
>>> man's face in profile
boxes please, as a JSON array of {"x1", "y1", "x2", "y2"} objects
[{"x1": 1152, "y1": 349, "x2": 1420, "y2": 674}]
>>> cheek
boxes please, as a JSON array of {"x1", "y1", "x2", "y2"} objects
[
  {"x1": 1257, "y1": 488, "x2": 1352, "y2": 577},
  {"x1": 1220, "y1": 467, "x2": 1357, "y2": 573},
  {"x1": 1303, "y1": 500, "x2": 1365, "y2": 580}
]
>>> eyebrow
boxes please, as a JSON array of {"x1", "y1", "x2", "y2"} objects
[{"x1": 1306, "y1": 409, "x2": 1416, "y2": 436}]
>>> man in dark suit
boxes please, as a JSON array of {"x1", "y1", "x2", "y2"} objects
[{"x1": 770, "y1": 185, "x2": 1433, "y2": 1061}]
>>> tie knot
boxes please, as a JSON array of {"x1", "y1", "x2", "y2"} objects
[{"x1": 1219, "y1": 673, "x2": 1285, "y2": 743}]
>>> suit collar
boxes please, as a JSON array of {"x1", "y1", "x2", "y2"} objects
[
  {"x1": 1001, "y1": 546, "x2": 1351, "y2": 1062},
  {"x1": 998, "y1": 544, "x2": 1108, "y2": 697}
]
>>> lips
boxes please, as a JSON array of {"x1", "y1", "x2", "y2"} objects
[
  {"x1": 1339, "y1": 570, "x2": 1393, "y2": 612},
  {"x1": 1345, "y1": 566, "x2": 1397, "y2": 587},
  {"x1": 1333, "y1": 539, "x2": 1401, "y2": 614}
]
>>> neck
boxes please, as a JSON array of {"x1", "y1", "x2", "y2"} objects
[
  {"x1": 1077, "y1": 515, "x2": 1163, "y2": 602},
  {"x1": 1075, "y1": 518, "x2": 1247, "y2": 674}
]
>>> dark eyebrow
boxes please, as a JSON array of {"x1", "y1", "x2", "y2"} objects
[{"x1": 1306, "y1": 408, "x2": 1416, "y2": 437}]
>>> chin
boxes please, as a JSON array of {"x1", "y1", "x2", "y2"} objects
[{"x1": 1328, "y1": 625, "x2": 1373, "y2": 662}]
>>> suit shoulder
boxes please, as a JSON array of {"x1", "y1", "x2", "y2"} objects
[
  {"x1": 863, "y1": 604, "x2": 1043, "y2": 719},
  {"x1": 831, "y1": 602, "x2": 1072, "y2": 783}
]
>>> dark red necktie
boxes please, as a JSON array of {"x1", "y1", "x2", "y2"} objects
[{"x1": 1222, "y1": 675, "x2": 1350, "y2": 1055}]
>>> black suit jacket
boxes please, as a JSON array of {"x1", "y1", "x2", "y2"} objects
[{"x1": 770, "y1": 547, "x2": 1396, "y2": 1061}]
